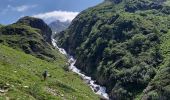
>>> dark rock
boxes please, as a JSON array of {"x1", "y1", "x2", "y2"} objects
[{"x1": 94, "y1": 86, "x2": 100, "y2": 92}]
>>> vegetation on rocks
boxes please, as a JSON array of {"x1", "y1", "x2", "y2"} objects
[
  {"x1": 56, "y1": 0, "x2": 170, "y2": 99},
  {"x1": 0, "y1": 16, "x2": 60, "y2": 61}
]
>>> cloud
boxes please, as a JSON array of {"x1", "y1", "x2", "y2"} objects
[
  {"x1": 1, "y1": 4, "x2": 37, "y2": 14},
  {"x1": 33, "y1": 10, "x2": 79, "y2": 23},
  {"x1": 15, "y1": 5, "x2": 37, "y2": 12}
]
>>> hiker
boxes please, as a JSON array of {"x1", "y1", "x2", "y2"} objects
[{"x1": 42, "y1": 70, "x2": 48, "y2": 81}]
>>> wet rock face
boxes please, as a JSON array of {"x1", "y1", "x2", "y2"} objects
[{"x1": 16, "y1": 16, "x2": 52, "y2": 44}]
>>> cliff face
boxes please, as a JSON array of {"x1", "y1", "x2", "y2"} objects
[
  {"x1": 0, "y1": 16, "x2": 59, "y2": 61},
  {"x1": 56, "y1": 0, "x2": 170, "y2": 99}
]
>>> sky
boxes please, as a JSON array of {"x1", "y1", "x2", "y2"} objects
[{"x1": 0, "y1": 0, "x2": 103, "y2": 25}]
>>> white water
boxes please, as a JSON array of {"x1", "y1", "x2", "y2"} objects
[{"x1": 52, "y1": 39, "x2": 110, "y2": 100}]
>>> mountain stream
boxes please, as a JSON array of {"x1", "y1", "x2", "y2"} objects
[{"x1": 52, "y1": 39, "x2": 110, "y2": 100}]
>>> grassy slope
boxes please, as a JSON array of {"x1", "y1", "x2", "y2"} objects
[{"x1": 0, "y1": 44, "x2": 98, "y2": 100}]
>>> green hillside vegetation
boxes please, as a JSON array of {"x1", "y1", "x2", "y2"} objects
[
  {"x1": 16, "y1": 16, "x2": 52, "y2": 44},
  {"x1": 0, "y1": 25, "x2": 2, "y2": 27},
  {"x1": 0, "y1": 17, "x2": 59, "y2": 62},
  {"x1": 56, "y1": 0, "x2": 170, "y2": 99},
  {"x1": 0, "y1": 44, "x2": 98, "y2": 100}
]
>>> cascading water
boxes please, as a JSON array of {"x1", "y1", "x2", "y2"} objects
[{"x1": 52, "y1": 39, "x2": 110, "y2": 100}]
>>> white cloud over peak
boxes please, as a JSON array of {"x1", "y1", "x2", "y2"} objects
[{"x1": 33, "y1": 10, "x2": 79, "y2": 23}]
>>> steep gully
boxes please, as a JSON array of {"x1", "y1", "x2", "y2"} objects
[{"x1": 52, "y1": 39, "x2": 110, "y2": 100}]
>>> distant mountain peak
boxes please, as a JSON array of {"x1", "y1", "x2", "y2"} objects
[{"x1": 49, "y1": 20, "x2": 70, "y2": 35}]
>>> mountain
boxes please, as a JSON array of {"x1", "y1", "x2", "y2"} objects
[
  {"x1": 16, "y1": 16, "x2": 52, "y2": 44},
  {"x1": 56, "y1": 0, "x2": 170, "y2": 99},
  {"x1": 0, "y1": 16, "x2": 59, "y2": 61},
  {"x1": 0, "y1": 17, "x2": 99, "y2": 99},
  {"x1": 49, "y1": 20, "x2": 70, "y2": 35}
]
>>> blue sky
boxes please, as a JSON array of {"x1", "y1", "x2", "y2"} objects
[{"x1": 0, "y1": 0, "x2": 103, "y2": 25}]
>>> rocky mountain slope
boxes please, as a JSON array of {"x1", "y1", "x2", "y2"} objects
[{"x1": 56, "y1": 0, "x2": 170, "y2": 99}]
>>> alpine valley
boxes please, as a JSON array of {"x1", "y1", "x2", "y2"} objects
[
  {"x1": 0, "y1": 0, "x2": 170, "y2": 100},
  {"x1": 0, "y1": 16, "x2": 99, "y2": 100}
]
